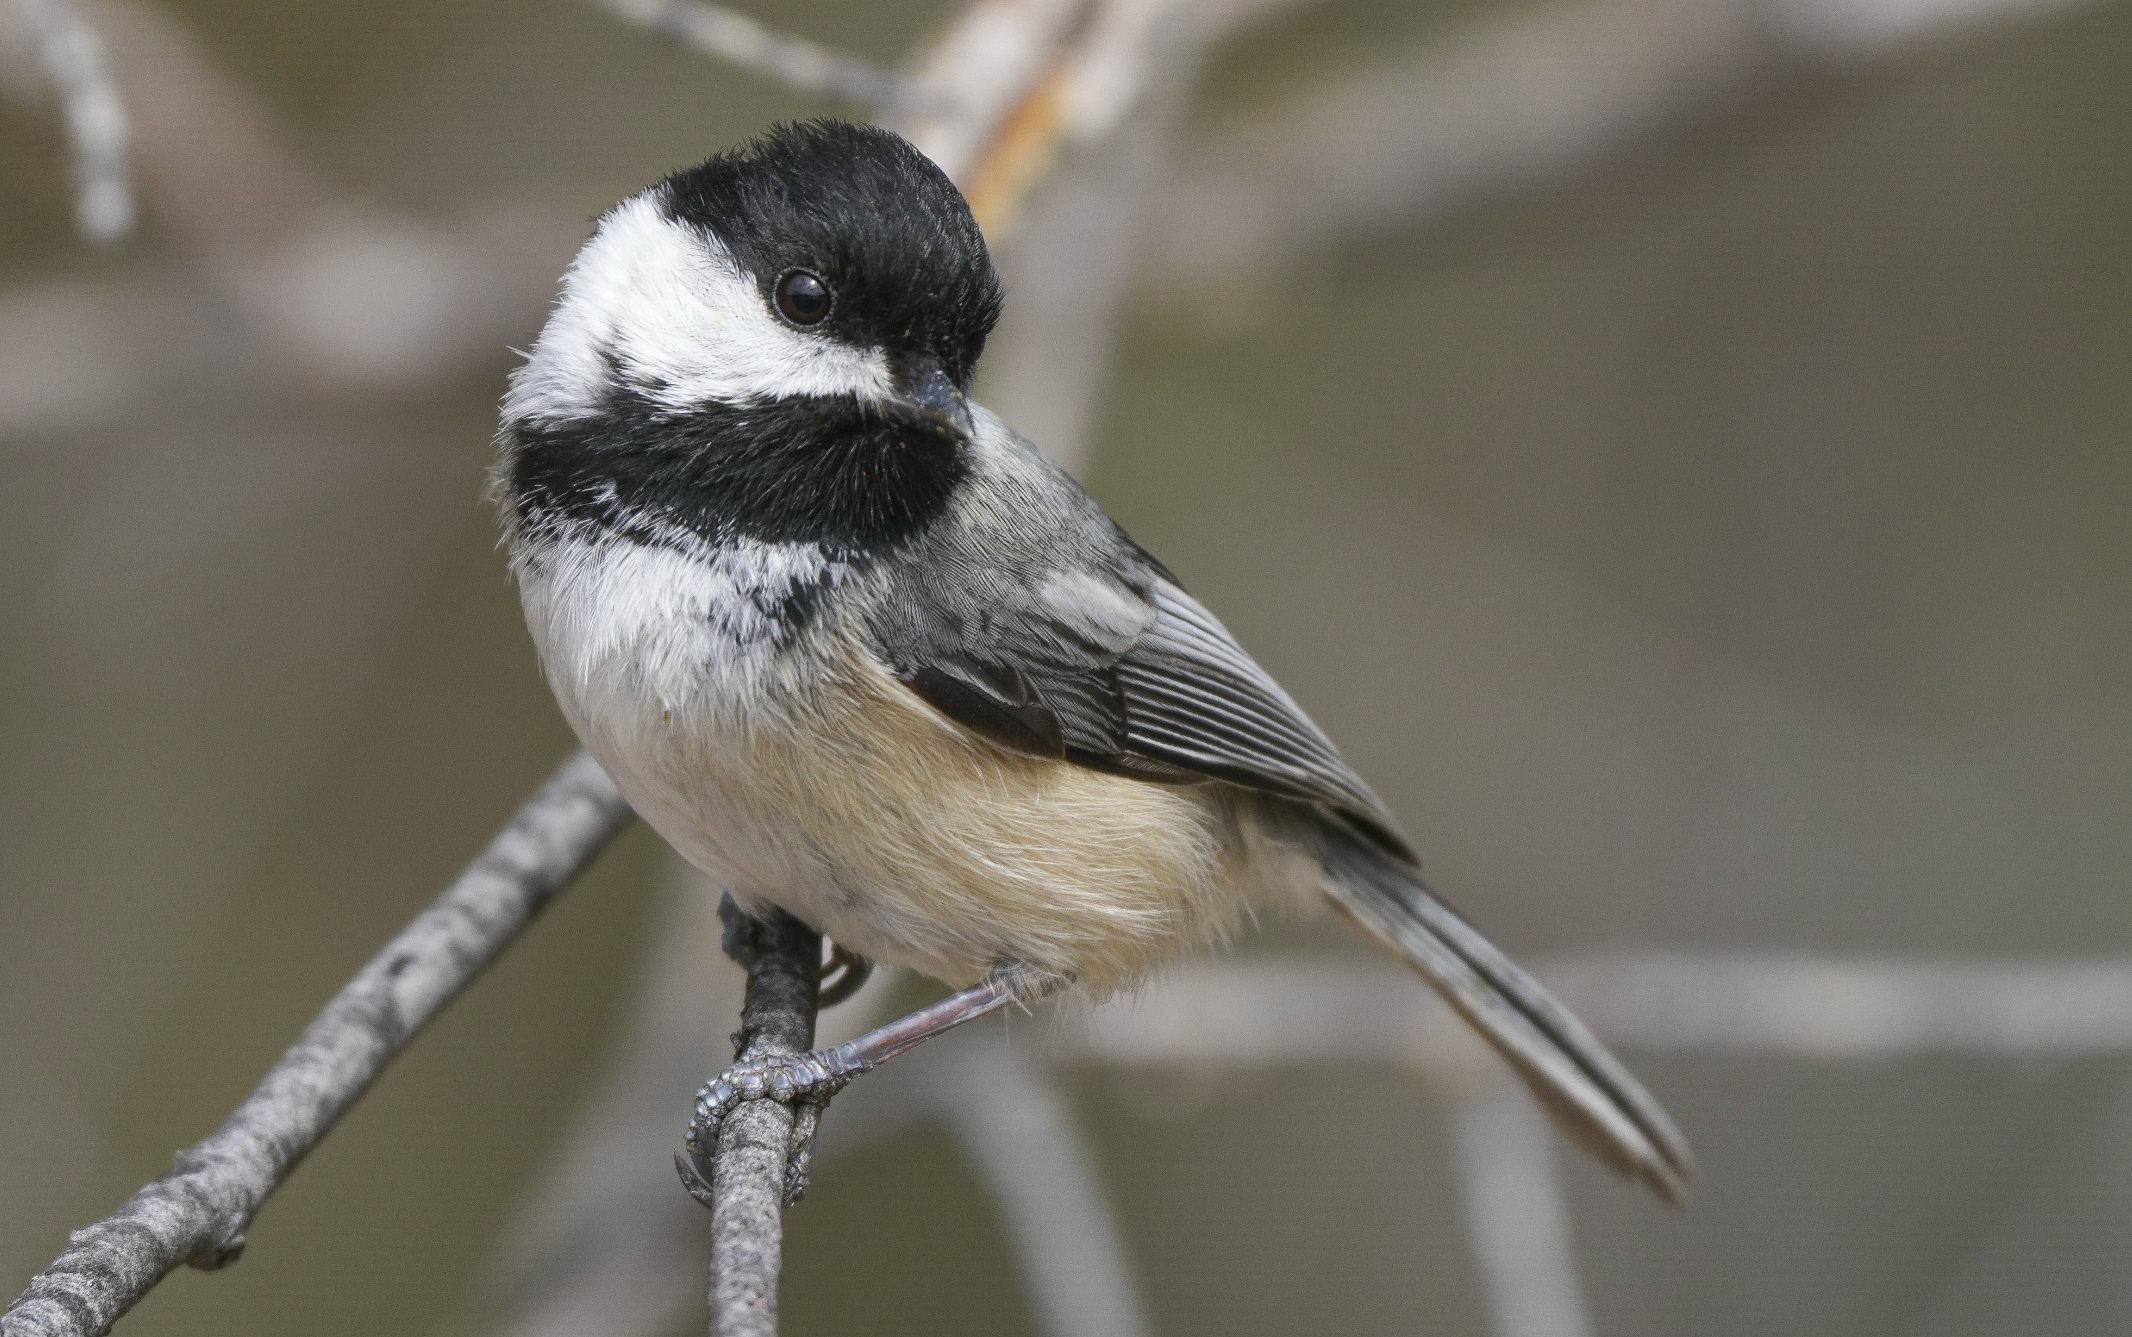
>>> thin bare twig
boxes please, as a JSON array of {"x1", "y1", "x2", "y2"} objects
[
  {"x1": 588, "y1": 0, "x2": 924, "y2": 111},
  {"x1": 697, "y1": 901, "x2": 822, "y2": 1337},
  {"x1": 10, "y1": 0, "x2": 132, "y2": 242},
  {"x1": 0, "y1": 750, "x2": 634, "y2": 1337}
]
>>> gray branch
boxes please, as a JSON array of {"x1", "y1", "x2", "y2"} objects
[
  {"x1": 931, "y1": 1039, "x2": 1152, "y2": 1337},
  {"x1": 587, "y1": 0, "x2": 923, "y2": 112},
  {"x1": 1450, "y1": 1075, "x2": 1594, "y2": 1337},
  {"x1": 1144, "y1": 0, "x2": 2102, "y2": 289},
  {"x1": 0, "y1": 749, "x2": 634, "y2": 1337},
  {"x1": 699, "y1": 900, "x2": 823, "y2": 1337}
]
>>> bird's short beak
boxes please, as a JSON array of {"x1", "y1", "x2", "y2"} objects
[{"x1": 892, "y1": 360, "x2": 976, "y2": 443}]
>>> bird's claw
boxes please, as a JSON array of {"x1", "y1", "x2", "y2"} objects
[
  {"x1": 680, "y1": 1048, "x2": 859, "y2": 1207},
  {"x1": 689, "y1": 1049, "x2": 854, "y2": 1135}
]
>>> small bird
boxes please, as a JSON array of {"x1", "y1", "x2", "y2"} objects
[{"x1": 493, "y1": 119, "x2": 1693, "y2": 1202}]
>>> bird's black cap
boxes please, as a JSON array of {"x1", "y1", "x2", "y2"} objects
[{"x1": 659, "y1": 120, "x2": 1005, "y2": 390}]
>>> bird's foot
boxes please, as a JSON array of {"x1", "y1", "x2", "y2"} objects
[
  {"x1": 676, "y1": 966, "x2": 1048, "y2": 1210},
  {"x1": 678, "y1": 1044, "x2": 864, "y2": 1207}
]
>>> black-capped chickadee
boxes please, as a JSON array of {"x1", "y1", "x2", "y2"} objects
[{"x1": 493, "y1": 120, "x2": 1693, "y2": 1201}]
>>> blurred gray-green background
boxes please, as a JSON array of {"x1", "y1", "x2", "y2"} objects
[{"x1": 3, "y1": 0, "x2": 2129, "y2": 1333}]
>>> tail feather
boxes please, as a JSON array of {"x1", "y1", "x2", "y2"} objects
[{"x1": 1321, "y1": 842, "x2": 1696, "y2": 1205}]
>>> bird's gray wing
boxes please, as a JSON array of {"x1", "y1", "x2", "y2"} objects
[
  {"x1": 866, "y1": 443, "x2": 1695, "y2": 1203},
  {"x1": 866, "y1": 516, "x2": 1414, "y2": 861}
]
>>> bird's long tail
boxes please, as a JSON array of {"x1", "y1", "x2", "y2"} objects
[{"x1": 1317, "y1": 835, "x2": 1696, "y2": 1204}]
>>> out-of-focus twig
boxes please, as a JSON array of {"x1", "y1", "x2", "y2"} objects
[
  {"x1": 487, "y1": 943, "x2": 2132, "y2": 1337},
  {"x1": 898, "y1": 0, "x2": 1308, "y2": 238},
  {"x1": 887, "y1": 0, "x2": 1086, "y2": 210},
  {"x1": 971, "y1": 0, "x2": 1311, "y2": 468},
  {"x1": 1450, "y1": 1076, "x2": 1595, "y2": 1337},
  {"x1": 0, "y1": 0, "x2": 585, "y2": 424},
  {"x1": 69, "y1": 0, "x2": 319, "y2": 252},
  {"x1": 1059, "y1": 952, "x2": 2132, "y2": 1070},
  {"x1": 588, "y1": 0, "x2": 925, "y2": 111},
  {"x1": 930, "y1": 1038, "x2": 1154, "y2": 1337},
  {"x1": 613, "y1": 0, "x2": 1317, "y2": 239},
  {"x1": 9, "y1": 0, "x2": 132, "y2": 242},
  {"x1": 1145, "y1": 0, "x2": 2103, "y2": 287},
  {"x1": 0, "y1": 751, "x2": 634, "y2": 1337},
  {"x1": 1544, "y1": 951, "x2": 2132, "y2": 1056}
]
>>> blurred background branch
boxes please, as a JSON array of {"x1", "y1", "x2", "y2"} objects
[
  {"x1": 7, "y1": 0, "x2": 131, "y2": 242},
  {"x1": 592, "y1": 0, "x2": 924, "y2": 110},
  {"x1": 495, "y1": 943, "x2": 2132, "y2": 1337},
  {"x1": 1145, "y1": 0, "x2": 2106, "y2": 286}
]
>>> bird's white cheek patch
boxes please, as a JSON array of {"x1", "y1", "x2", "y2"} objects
[{"x1": 504, "y1": 194, "x2": 894, "y2": 424}]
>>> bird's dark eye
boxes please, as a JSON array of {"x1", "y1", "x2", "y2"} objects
[{"x1": 775, "y1": 270, "x2": 832, "y2": 326}]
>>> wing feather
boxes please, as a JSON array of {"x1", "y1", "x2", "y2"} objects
[
  {"x1": 871, "y1": 540, "x2": 1411, "y2": 858},
  {"x1": 858, "y1": 429, "x2": 1691, "y2": 1202}
]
